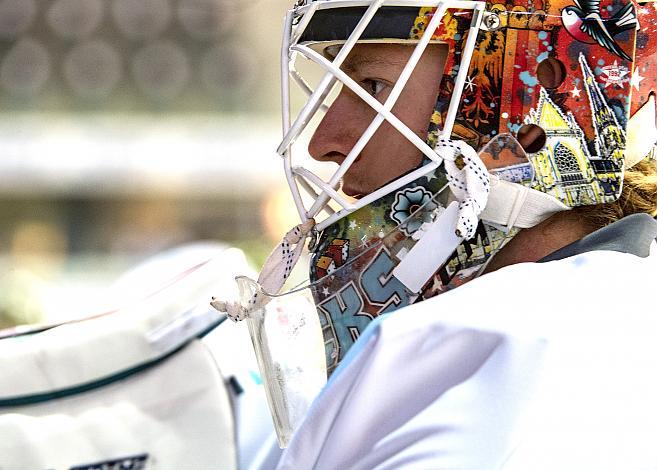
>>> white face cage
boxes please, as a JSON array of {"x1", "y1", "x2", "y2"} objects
[{"x1": 278, "y1": 0, "x2": 487, "y2": 232}]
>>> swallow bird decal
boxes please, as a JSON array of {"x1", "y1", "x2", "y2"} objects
[{"x1": 562, "y1": 0, "x2": 638, "y2": 61}]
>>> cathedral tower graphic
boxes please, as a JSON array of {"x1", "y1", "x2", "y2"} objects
[
  {"x1": 579, "y1": 53, "x2": 626, "y2": 160},
  {"x1": 525, "y1": 54, "x2": 626, "y2": 206},
  {"x1": 579, "y1": 53, "x2": 625, "y2": 197}
]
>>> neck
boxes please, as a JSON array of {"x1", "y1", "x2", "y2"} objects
[{"x1": 483, "y1": 210, "x2": 596, "y2": 274}]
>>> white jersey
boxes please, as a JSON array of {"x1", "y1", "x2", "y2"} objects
[{"x1": 276, "y1": 243, "x2": 657, "y2": 469}]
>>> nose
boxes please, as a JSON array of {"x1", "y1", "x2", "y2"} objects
[{"x1": 308, "y1": 87, "x2": 363, "y2": 164}]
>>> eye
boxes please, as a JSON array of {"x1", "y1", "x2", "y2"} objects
[{"x1": 362, "y1": 79, "x2": 387, "y2": 97}]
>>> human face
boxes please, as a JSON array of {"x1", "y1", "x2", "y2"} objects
[{"x1": 308, "y1": 43, "x2": 448, "y2": 198}]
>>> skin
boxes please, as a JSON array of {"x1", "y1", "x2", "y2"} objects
[
  {"x1": 482, "y1": 210, "x2": 597, "y2": 273},
  {"x1": 308, "y1": 43, "x2": 447, "y2": 197},
  {"x1": 308, "y1": 43, "x2": 596, "y2": 270}
]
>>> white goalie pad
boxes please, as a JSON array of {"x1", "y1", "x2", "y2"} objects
[{"x1": 0, "y1": 244, "x2": 254, "y2": 470}]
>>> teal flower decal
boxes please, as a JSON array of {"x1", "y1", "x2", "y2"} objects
[{"x1": 390, "y1": 187, "x2": 437, "y2": 235}]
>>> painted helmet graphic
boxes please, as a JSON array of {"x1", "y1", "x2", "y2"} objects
[{"x1": 274, "y1": 0, "x2": 657, "y2": 376}]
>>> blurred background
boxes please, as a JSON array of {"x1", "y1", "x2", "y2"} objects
[{"x1": 0, "y1": 0, "x2": 300, "y2": 328}]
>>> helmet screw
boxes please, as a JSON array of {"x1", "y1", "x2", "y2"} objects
[{"x1": 482, "y1": 13, "x2": 501, "y2": 31}]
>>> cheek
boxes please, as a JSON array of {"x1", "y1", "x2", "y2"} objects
[
  {"x1": 361, "y1": 122, "x2": 424, "y2": 178},
  {"x1": 343, "y1": 74, "x2": 442, "y2": 191},
  {"x1": 396, "y1": 86, "x2": 437, "y2": 136}
]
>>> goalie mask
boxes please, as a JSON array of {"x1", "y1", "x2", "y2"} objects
[{"x1": 215, "y1": 0, "x2": 657, "y2": 447}]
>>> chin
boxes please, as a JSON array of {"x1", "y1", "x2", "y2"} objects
[
  {"x1": 343, "y1": 189, "x2": 364, "y2": 200},
  {"x1": 341, "y1": 183, "x2": 366, "y2": 199}
]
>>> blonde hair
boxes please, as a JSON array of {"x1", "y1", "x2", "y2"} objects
[{"x1": 575, "y1": 159, "x2": 657, "y2": 229}]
